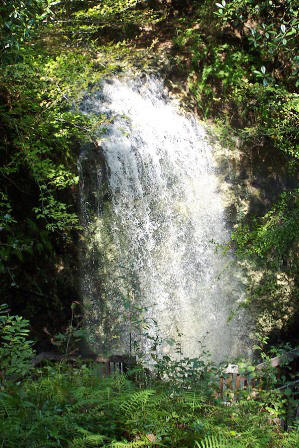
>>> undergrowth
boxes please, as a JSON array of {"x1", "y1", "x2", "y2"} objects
[
  {"x1": 0, "y1": 306, "x2": 298, "y2": 447},
  {"x1": 0, "y1": 362, "x2": 298, "y2": 448}
]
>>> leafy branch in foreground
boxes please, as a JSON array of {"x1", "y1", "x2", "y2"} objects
[
  {"x1": 0, "y1": 304, "x2": 35, "y2": 384},
  {"x1": 0, "y1": 0, "x2": 54, "y2": 58}
]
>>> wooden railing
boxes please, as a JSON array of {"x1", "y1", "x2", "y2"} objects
[
  {"x1": 33, "y1": 348, "x2": 298, "y2": 396},
  {"x1": 218, "y1": 348, "x2": 299, "y2": 401},
  {"x1": 93, "y1": 355, "x2": 137, "y2": 376},
  {"x1": 34, "y1": 349, "x2": 298, "y2": 385},
  {"x1": 33, "y1": 352, "x2": 136, "y2": 374}
]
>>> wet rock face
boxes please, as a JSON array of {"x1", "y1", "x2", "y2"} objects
[
  {"x1": 211, "y1": 131, "x2": 298, "y2": 345},
  {"x1": 78, "y1": 143, "x2": 109, "y2": 219},
  {"x1": 213, "y1": 136, "x2": 297, "y2": 227}
]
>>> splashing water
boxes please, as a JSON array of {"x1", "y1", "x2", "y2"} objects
[{"x1": 79, "y1": 76, "x2": 251, "y2": 362}]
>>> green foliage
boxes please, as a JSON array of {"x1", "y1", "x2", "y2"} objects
[
  {"x1": 196, "y1": 435, "x2": 228, "y2": 448},
  {"x1": 173, "y1": 0, "x2": 298, "y2": 160},
  {"x1": 214, "y1": 0, "x2": 298, "y2": 86},
  {"x1": 120, "y1": 389, "x2": 156, "y2": 415},
  {"x1": 234, "y1": 84, "x2": 299, "y2": 160},
  {"x1": 187, "y1": 43, "x2": 251, "y2": 117},
  {"x1": 0, "y1": 0, "x2": 161, "y2": 323},
  {"x1": 0, "y1": 359, "x2": 298, "y2": 448},
  {"x1": 212, "y1": 0, "x2": 299, "y2": 158},
  {"x1": 230, "y1": 190, "x2": 298, "y2": 336},
  {"x1": 52, "y1": 302, "x2": 87, "y2": 355},
  {"x1": 0, "y1": 304, "x2": 35, "y2": 383},
  {"x1": 0, "y1": 0, "x2": 53, "y2": 58},
  {"x1": 128, "y1": 316, "x2": 214, "y2": 393},
  {"x1": 232, "y1": 190, "x2": 298, "y2": 267},
  {"x1": 49, "y1": 0, "x2": 164, "y2": 45},
  {"x1": 73, "y1": 0, "x2": 162, "y2": 28},
  {"x1": 0, "y1": 310, "x2": 297, "y2": 447},
  {"x1": 0, "y1": 18, "x2": 107, "y2": 316}
]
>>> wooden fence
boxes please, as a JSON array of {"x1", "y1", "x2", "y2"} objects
[
  {"x1": 33, "y1": 352, "x2": 137, "y2": 374},
  {"x1": 93, "y1": 355, "x2": 137, "y2": 377},
  {"x1": 218, "y1": 348, "x2": 299, "y2": 399}
]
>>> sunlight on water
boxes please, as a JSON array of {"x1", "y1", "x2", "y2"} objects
[{"x1": 79, "y1": 76, "x2": 251, "y2": 362}]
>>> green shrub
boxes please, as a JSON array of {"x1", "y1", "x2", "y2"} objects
[{"x1": 0, "y1": 304, "x2": 35, "y2": 384}]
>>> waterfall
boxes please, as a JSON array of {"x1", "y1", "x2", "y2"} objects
[{"x1": 79, "y1": 76, "x2": 251, "y2": 362}]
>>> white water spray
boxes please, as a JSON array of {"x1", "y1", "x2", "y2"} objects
[{"x1": 79, "y1": 76, "x2": 250, "y2": 362}]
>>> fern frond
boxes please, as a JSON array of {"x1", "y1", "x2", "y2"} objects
[
  {"x1": 195, "y1": 435, "x2": 228, "y2": 448},
  {"x1": 180, "y1": 391, "x2": 204, "y2": 409},
  {"x1": 0, "y1": 392, "x2": 19, "y2": 418},
  {"x1": 120, "y1": 389, "x2": 155, "y2": 415},
  {"x1": 111, "y1": 373, "x2": 133, "y2": 392},
  {"x1": 69, "y1": 397, "x2": 103, "y2": 412},
  {"x1": 72, "y1": 433, "x2": 107, "y2": 447},
  {"x1": 110, "y1": 439, "x2": 154, "y2": 448},
  {"x1": 71, "y1": 385, "x2": 90, "y2": 400}
]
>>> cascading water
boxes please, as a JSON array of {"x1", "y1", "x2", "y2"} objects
[{"x1": 79, "y1": 76, "x2": 251, "y2": 362}]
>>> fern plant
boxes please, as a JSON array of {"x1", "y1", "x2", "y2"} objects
[
  {"x1": 110, "y1": 440, "x2": 154, "y2": 448},
  {"x1": 195, "y1": 435, "x2": 228, "y2": 448},
  {"x1": 120, "y1": 389, "x2": 156, "y2": 416}
]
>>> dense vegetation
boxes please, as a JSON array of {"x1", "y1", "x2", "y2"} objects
[
  {"x1": 1, "y1": 0, "x2": 298, "y2": 344},
  {"x1": 0, "y1": 1, "x2": 298, "y2": 446},
  {"x1": 0, "y1": 304, "x2": 298, "y2": 447},
  {"x1": 1, "y1": 364, "x2": 298, "y2": 448}
]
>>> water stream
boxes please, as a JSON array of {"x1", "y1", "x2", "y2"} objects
[{"x1": 79, "y1": 76, "x2": 251, "y2": 362}]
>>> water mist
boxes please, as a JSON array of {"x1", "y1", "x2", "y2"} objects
[{"x1": 79, "y1": 76, "x2": 251, "y2": 362}]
